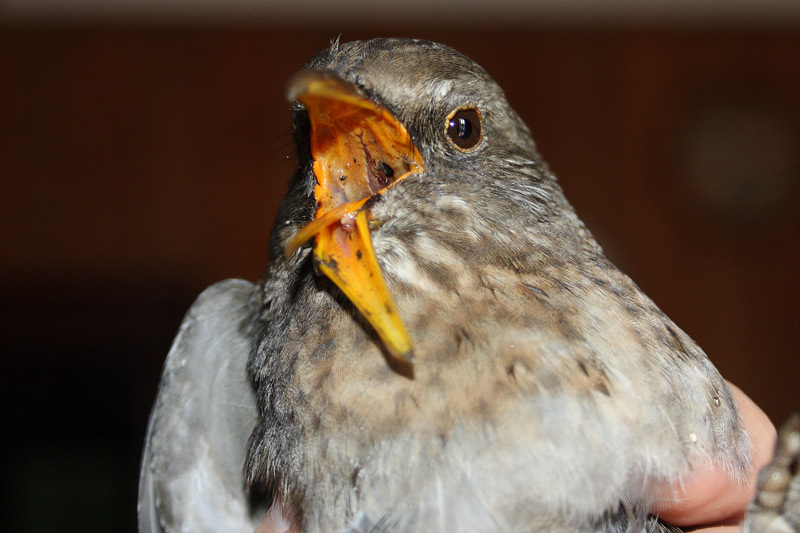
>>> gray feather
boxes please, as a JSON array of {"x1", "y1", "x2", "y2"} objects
[{"x1": 138, "y1": 279, "x2": 262, "y2": 533}]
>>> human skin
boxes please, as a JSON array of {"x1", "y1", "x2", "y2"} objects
[
  {"x1": 656, "y1": 383, "x2": 777, "y2": 532},
  {"x1": 255, "y1": 383, "x2": 777, "y2": 533}
]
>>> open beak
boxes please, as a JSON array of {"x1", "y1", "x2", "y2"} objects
[{"x1": 285, "y1": 70, "x2": 423, "y2": 364}]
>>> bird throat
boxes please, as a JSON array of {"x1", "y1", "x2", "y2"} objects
[{"x1": 285, "y1": 71, "x2": 424, "y2": 365}]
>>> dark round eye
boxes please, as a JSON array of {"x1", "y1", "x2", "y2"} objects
[{"x1": 446, "y1": 107, "x2": 482, "y2": 151}]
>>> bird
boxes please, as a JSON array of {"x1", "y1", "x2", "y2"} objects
[{"x1": 137, "y1": 37, "x2": 795, "y2": 532}]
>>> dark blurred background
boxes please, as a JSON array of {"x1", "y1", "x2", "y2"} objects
[{"x1": 1, "y1": 1, "x2": 799, "y2": 531}]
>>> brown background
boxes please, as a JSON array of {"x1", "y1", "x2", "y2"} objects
[{"x1": 1, "y1": 18, "x2": 799, "y2": 533}]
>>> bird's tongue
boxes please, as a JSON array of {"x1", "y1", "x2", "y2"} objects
[{"x1": 285, "y1": 71, "x2": 423, "y2": 364}]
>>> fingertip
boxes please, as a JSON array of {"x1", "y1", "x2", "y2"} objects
[
  {"x1": 254, "y1": 495, "x2": 299, "y2": 533},
  {"x1": 657, "y1": 382, "x2": 776, "y2": 527},
  {"x1": 727, "y1": 382, "x2": 777, "y2": 476}
]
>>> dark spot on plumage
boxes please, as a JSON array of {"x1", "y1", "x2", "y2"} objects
[
  {"x1": 436, "y1": 232, "x2": 485, "y2": 261},
  {"x1": 453, "y1": 326, "x2": 471, "y2": 353},
  {"x1": 479, "y1": 274, "x2": 499, "y2": 299},
  {"x1": 524, "y1": 283, "x2": 549, "y2": 299},
  {"x1": 665, "y1": 324, "x2": 686, "y2": 352},
  {"x1": 363, "y1": 193, "x2": 383, "y2": 210},
  {"x1": 403, "y1": 244, "x2": 458, "y2": 290},
  {"x1": 433, "y1": 206, "x2": 470, "y2": 228},
  {"x1": 356, "y1": 250, "x2": 362, "y2": 260},
  {"x1": 554, "y1": 313, "x2": 582, "y2": 341},
  {"x1": 611, "y1": 287, "x2": 646, "y2": 322},
  {"x1": 473, "y1": 397, "x2": 495, "y2": 420},
  {"x1": 593, "y1": 377, "x2": 611, "y2": 397},
  {"x1": 505, "y1": 358, "x2": 540, "y2": 392},
  {"x1": 350, "y1": 465, "x2": 361, "y2": 490},
  {"x1": 608, "y1": 283, "x2": 630, "y2": 302},
  {"x1": 587, "y1": 276, "x2": 607, "y2": 287},
  {"x1": 507, "y1": 258, "x2": 525, "y2": 275},
  {"x1": 552, "y1": 277, "x2": 576, "y2": 296},
  {"x1": 420, "y1": 260, "x2": 458, "y2": 289},
  {"x1": 659, "y1": 322, "x2": 699, "y2": 364},
  {"x1": 576, "y1": 360, "x2": 612, "y2": 396},
  {"x1": 506, "y1": 364, "x2": 516, "y2": 381}
]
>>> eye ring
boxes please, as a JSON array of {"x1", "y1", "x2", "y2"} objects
[{"x1": 446, "y1": 107, "x2": 483, "y2": 152}]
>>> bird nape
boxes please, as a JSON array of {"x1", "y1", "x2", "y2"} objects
[{"x1": 138, "y1": 38, "x2": 799, "y2": 533}]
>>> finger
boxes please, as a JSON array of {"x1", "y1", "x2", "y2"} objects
[
  {"x1": 254, "y1": 494, "x2": 298, "y2": 533},
  {"x1": 657, "y1": 382, "x2": 776, "y2": 526}
]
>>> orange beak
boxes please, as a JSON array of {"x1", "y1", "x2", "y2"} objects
[{"x1": 285, "y1": 71, "x2": 423, "y2": 364}]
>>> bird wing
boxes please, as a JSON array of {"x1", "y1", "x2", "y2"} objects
[{"x1": 138, "y1": 279, "x2": 262, "y2": 533}]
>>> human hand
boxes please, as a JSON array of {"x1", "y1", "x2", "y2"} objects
[{"x1": 655, "y1": 382, "x2": 777, "y2": 532}]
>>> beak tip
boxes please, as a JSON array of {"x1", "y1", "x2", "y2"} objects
[
  {"x1": 401, "y1": 351, "x2": 415, "y2": 364},
  {"x1": 285, "y1": 72, "x2": 306, "y2": 103},
  {"x1": 285, "y1": 70, "x2": 333, "y2": 103},
  {"x1": 391, "y1": 346, "x2": 415, "y2": 365},
  {"x1": 386, "y1": 348, "x2": 416, "y2": 379}
]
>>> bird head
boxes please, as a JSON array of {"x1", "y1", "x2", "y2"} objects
[{"x1": 280, "y1": 38, "x2": 584, "y2": 368}]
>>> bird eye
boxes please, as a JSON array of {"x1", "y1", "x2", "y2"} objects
[{"x1": 446, "y1": 107, "x2": 482, "y2": 151}]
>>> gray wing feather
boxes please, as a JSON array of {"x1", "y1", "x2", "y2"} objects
[{"x1": 138, "y1": 279, "x2": 262, "y2": 533}]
